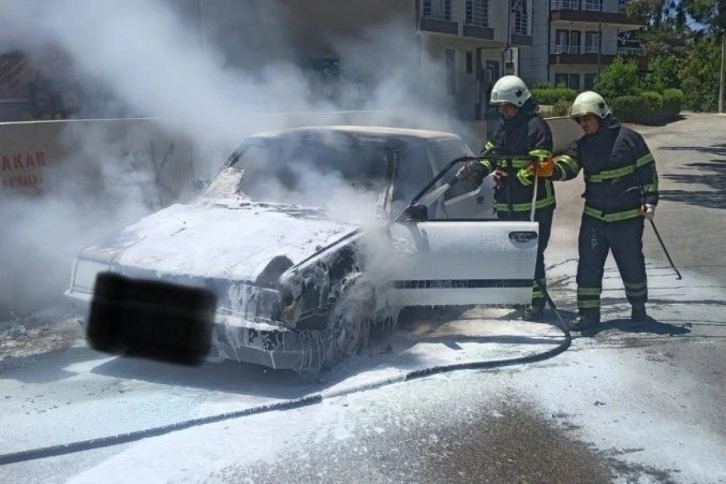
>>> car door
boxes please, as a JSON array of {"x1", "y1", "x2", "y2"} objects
[
  {"x1": 384, "y1": 138, "x2": 538, "y2": 307},
  {"x1": 386, "y1": 220, "x2": 538, "y2": 306}
]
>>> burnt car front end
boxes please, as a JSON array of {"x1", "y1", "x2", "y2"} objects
[{"x1": 65, "y1": 203, "x2": 367, "y2": 372}]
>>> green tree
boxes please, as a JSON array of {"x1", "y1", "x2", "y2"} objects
[
  {"x1": 679, "y1": 35, "x2": 722, "y2": 110},
  {"x1": 681, "y1": 0, "x2": 726, "y2": 33},
  {"x1": 645, "y1": 54, "x2": 684, "y2": 91},
  {"x1": 625, "y1": 0, "x2": 691, "y2": 56},
  {"x1": 594, "y1": 58, "x2": 641, "y2": 100}
]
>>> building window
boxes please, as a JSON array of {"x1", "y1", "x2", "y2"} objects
[
  {"x1": 585, "y1": 31, "x2": 600, "y2": 54},
  {"x1": 554, "y1": 73, "x2": 569, "y2": 88},
  {"x1": 555, "y1": 30, "x2": 582, "y2": 54},
  {"x1": 446, "y1": 49, "x2": 456, "y2": 95},
  {"x1": 583, "y1": 0, "x2": 602, "y2": 11},
  {"x1": 568, "y1": 74, "x2": 581, "y2": 90},
  {"x1": 466, "y1": 51, "x2": 473, "y2": 74},
  {"x1": 465, "y1": 0, "x2": 488, "y2": 26},
  {"x1": 570, "y1": 31, "x2": 581, "y2": 53},
  {"x1": 555, "y1": 73, "x2": 580, "y2": 90},
  {"x1": 584, "y1": 73, "x2": 597, "y2": 90},
  {"x1": 512, "y1": 0, "x2": 529, "y2": 36},
  {"x1": 423, "y1": 0, "x2": 453, "y2": 21}
]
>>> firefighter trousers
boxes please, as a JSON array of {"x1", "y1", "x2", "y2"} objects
[
  {"x1": 499, "y1": 206, "x2": 554, "y2": 308},
  {"x1": 576, "y1": 215, "x2": 647, "y2": 313}
]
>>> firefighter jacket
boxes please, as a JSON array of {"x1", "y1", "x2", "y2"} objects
[
  {"x1": 477, "y1": 99, "x2": 555, "y2": 215},
  {"x1": 554, "y1": 115, "x2": 659, "y2": 223}
]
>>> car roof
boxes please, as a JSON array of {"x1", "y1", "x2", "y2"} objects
[{"x1": 248, "y1": 125, "x2": 464, "y2": 146}]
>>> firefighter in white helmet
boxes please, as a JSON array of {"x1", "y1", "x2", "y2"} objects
[
  {"x1": 457, "y1": 75, "x2": 562, "y2": 321},
  {"x1": 552, "y1": 91, "x2": 659, "y2": 332}
]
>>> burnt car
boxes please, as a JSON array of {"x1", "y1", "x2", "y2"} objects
[{"x1": 65, "y1": 126, "x2": 539, "y2": 372}]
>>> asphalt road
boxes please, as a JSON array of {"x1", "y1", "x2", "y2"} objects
[{"x1": 0, "y1": 113, "x2": 724, "y2": 483}]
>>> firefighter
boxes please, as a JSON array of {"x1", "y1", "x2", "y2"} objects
[
  {"x1": 457, "y1": 75, "x2": 556, "y2": 321},
  {"x1": 552, "y1": 91, "x2": 659, "y2": 330}
]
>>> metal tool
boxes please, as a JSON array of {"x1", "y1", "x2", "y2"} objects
[{"x1": 649, "y1": 219, "x2": 682, "y2": 280}]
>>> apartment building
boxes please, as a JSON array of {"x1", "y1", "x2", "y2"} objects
[
  {"x1": 416, "y1": 0, "x2": 533, "y2": 121},
  {"x1": 415, "y1": 0, "x2": 645, "y2": 118},
  {"x1": 548, "y1": 0, "x2": 645, "y2": 90},
  {"x1": 0, "y1": 0, "x2": 646, "y2": 122}
]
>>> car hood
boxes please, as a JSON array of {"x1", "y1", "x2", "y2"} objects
[{"x1": 80, "y1": 200, "x2": 359, "y2": 282}]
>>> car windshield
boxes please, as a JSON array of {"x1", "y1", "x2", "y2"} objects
[
  {"x1": 201, "y1": 130, "x2": 472, "y2": 220},
  {"x1": 206, "y1": 131, "x2": 393, "y2": 217}
]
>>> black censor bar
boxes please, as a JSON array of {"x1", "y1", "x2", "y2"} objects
[{"x1": 87, "y1": 273, "x2": 216, "y2": 365}]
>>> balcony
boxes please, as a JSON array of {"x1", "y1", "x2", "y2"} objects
[
  {"x1": 462, "y1": 0, "x2": 493, "y2": 40},
  {"x1": 418, "y1": 0, "x2": 459, "y2": 36},
  {"x1": 550, "y1": 0, "x2": 642, "y2": 26},
  {"x1": 418, "y1": 0, "x2": 524, "y2": 42}
]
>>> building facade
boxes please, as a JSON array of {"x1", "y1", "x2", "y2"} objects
[
  {"x1": 414, "y1": 0, "x2": 645, "y2": 120},
  {"x1": 548, "y1": 0, "x2": 644, "y2": 90},
  {"x1": 0, "y1": 0, "x2": 645, "y2": 123}
]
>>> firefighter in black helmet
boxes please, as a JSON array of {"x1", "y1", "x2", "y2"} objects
[
  {"x1": 457, "y1": 75, "x2": 558, "y2": 321},
  {"x1": 553, "y1": 91, "x2": 659, "y2": 331}
]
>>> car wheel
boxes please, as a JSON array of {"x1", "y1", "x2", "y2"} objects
[{"x1": 322, "y1": 282, "x2": 375, "y2": 370}]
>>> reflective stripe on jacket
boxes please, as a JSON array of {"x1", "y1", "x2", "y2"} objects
[
  {"x1": 553, "y1": 115, "x2": 659, "y2": 221},
  {"x1": 479, "y1": 99, "x2": 556, "y2": 215}
]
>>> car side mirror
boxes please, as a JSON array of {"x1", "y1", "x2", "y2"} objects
[{"x1": 400, "y1": 204, "x2": 428, "y2": 223}]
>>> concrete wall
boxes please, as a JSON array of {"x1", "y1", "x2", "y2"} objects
[
  {"x1": 0, "y1": 118, "x2": 196, "y2": 205},
  {"x1": 519, "y1": 0, "x2": 550, "y2": 86}
]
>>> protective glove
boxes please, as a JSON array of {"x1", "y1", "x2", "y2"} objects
[
  {"x1": 456, "y1": 160, "x2": 487, "y2": 183},
  {"x1": 526, "y1": 159, "x2": 555, "y2": 178},
  {"x1": 642, "y1": 203, "x2": 655, "y2": 220}
]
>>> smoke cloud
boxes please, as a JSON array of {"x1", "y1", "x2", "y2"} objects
[{"x1": 0, "y1": 0, "x2": 469, "y2": 316}]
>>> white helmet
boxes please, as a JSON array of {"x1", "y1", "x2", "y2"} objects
[
  {"x1": 490, "y1": 75, "x2": 531, "y2": 107},
  {"x1": 570, "y1": 91, "x2": 611, "y2": 119}
]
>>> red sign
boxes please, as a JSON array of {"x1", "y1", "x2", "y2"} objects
[{"x1": 1, "y1": 151, "x2": 47, "y2": 195}]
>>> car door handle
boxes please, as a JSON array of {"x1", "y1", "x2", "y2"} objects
[{"x1": 508, "y1": 231, "x2": 538, "y2": 243}]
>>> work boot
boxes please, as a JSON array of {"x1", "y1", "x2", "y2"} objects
[
  {"x1": 631, "y1": 303, "x2": 648, "y2": 321},
  {"x1": 522, "y1": 302, "x2": 545, "y2": 322},
  {"x1": 570, "y1": 310, "x2": 600, "y2": 332}
]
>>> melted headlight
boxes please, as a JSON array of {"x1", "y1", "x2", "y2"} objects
[
  {"x1": 280, "y1": 299, "x2": 301, "y2": 325},
  {"x1": 72, "y1": 259, "x2": 111, "y2": 294}
]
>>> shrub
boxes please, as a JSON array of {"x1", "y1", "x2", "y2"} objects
[
  {"x1": 611, "y1": 90, "x2": 681, "y2": 125},
  {"x1": 661, "y1": 88, "x2": 683, "y2": 119},
  {"x1": 638, "y1": 91, "x2": 664, "y2": 124},
  {"x1": 530, "y1": 86, "x2": 577, "y2": 105},
  {"x1": 610, "y1": 95, "x2": 646, "y2": 122},
  {"x1": 552, "y1": 99, "x2": 573, "y2": 117}
]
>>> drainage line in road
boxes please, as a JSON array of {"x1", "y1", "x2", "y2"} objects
[{"x1": 0, "y1": 325, "x2": 570, "y2": 467}]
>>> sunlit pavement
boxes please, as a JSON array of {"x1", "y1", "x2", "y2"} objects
[{"x1": 0, "y1": 114, "x2": 725, "y2": 483}]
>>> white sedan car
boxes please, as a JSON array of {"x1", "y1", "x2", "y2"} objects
[{"x1": 65, "y1": 126, "x2": 538, "y2": 372}]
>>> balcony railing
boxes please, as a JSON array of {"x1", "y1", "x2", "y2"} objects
[
  {"x1": 464, "y1": 0, "x2": 488, "y2": 27},
  {"x1": 419, "y1": 0, "x2": 459, "y2": 35},
  {"x1": 552, "y1": 44, "x2": 581, "y2": 54},
  {"x1": 617, "y1": 46, "x2": 645, "y2": 56},
  {"x1": 552, "y1": 44, "x2": 644, "y2": 56},
  {"x1": 422, "y1": 0, "x2": 454, "y2": 21},
  {"x1": 551, "y1": 0, "x2": 592, "y2": 10},
  {"x1": 551, "y1": 0, "x2": 613, "y2": 13}
]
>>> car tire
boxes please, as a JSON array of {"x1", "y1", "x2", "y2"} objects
[{"x1": 321, "y1": 282, "x2": 375, "y2": 370}]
